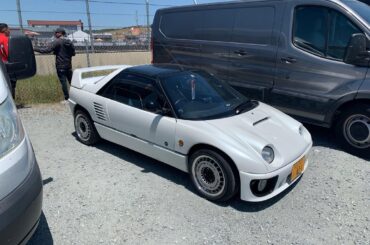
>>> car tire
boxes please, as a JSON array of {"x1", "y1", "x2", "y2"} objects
[
  {"x1": 74, "y1": 109, "x2": 100, "y2": 145},
  {"x1": 189, "y1": 149, "x2": 238, "y2": 202},
  {"x1": 335, "y1": 103, "x2": 370, "y2": 156}
]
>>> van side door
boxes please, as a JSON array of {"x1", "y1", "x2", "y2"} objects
[
  {"x1": 271, "y1": 2, "x2": 368, "y2": 125},
  {"x1": 227, "y1": 2, "x2": 284, "y2": 101},
  {"x1": 197, "y1": 7, "x2": 235, "y2": 82},
  {"x1": 153, "y1": 10, "x2": 203, "y2": 69}
]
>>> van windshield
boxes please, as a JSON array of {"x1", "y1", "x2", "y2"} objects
[
  {"x1": 160, "y1": 71, "x2": 255, "y2": 120},
  {"x1": 345, "y1": 1, "x2": 370, "y2": 26}
]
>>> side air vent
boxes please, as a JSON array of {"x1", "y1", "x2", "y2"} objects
[{"x1": 93, "y1": 102, "x2": 107, "y2": 121}]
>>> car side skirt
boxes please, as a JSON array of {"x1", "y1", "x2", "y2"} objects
[{"x1": 95, "y1": 123, "x2": 189, "y2": 173}]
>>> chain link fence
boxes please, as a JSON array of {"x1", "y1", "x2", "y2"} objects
[{"x1": 5, "y1": 1, "x2": 200, "y2": 102}]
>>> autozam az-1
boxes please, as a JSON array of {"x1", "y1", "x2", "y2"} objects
[{"x1": 68, "y1": 64, "x2": 312, "y2": 202}]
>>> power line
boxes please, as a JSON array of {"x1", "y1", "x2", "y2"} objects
[
  {"x1": 9, "y1": 24, "x2": 152, "y2": 28},
  {"x1": 0, "y1": 9, "x2": 154, "y2": 16},
  {"x1": 62, "y1": 0, "x2": 174, "y2": 7}
]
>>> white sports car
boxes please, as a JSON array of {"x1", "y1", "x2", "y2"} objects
[{"x1": 69, "y1": 64, "x2": 312, "y2": 202}]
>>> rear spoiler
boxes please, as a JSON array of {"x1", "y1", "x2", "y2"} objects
[{"x1": 71, "y1": 65, "x2": 131, "y2": 89}]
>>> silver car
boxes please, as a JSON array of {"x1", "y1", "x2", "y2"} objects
[{"x1": 0, "y1": 56, "x2": 42, "y2": 243}]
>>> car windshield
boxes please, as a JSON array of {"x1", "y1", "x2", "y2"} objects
[
  {"x1": 345, "y1": 1, "x2": 370, "y2": 26},
  {"x1": 160, "y1": 70, "x2": 255, "y2": 120}
]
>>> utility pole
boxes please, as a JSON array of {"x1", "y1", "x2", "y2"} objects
[
  {"x1": 85, "y1": 0, "x2": 94, "y2": 52},
  {"x1": 193, "y1": 0, "x2": 198, "y2": 4},
  {"x1": 16, "y1": 0, "x2": 24, "y2": 33},
  {"x1": 135, "y1": 10, "x2": 139, "y2": 27},
  {"x1": 145, "y1": 0, "x2": 150, "y2": 50}
]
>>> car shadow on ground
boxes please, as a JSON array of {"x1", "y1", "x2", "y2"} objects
[
  {"x1": 304, "y1": 124, "x2": 370, "y2": 161},
  {"x1": 27, "y1": 212, "x2": 53, "y2": 245},
  {"x1": 74, "y1": 132, "x2": 300, "y2": 212}
]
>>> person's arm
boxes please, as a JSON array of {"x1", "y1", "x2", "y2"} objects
[
  {"x1": 0, "y1": 37, "x2": 9, "y2": 61},
  {"x1": 34, "y1": 40, "x2": 58, "y2": 54},
  {"x1": 70, "y1": 42, "x2": 76, "y2": 56}
]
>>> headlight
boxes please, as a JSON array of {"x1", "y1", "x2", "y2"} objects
[
  {"x1": 262, "y1": 146, "x2": 274, "y2": 164},
  {"x1": 0, "y1": 95, "x2": 25, "y2": 159}
]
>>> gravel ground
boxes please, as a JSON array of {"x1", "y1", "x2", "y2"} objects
[{"x1": 19, "y1": 104, "x2": 369, "y2": 245}]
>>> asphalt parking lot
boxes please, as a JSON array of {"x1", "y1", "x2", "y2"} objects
[{"x1": 21, "y1": 104, "x2": 369, "y2": 245}]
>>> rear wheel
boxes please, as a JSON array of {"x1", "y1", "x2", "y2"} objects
[
  {"x1": 74, "y1": 110, "x2": 100, "y2": 145},
  {"x1": 189, "y1": 149, "x2": 238, "y2": 202},
  {"x1": 335, "y1": 104, "x2": 370, "y2": 156}
]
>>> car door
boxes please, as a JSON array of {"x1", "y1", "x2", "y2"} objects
[
  {"x1": 271, "y1": 2, "x2": 368, "y2": 125},
  {"x1": 154, "y1": 10, "x2": 203, "y2": 68},
  {"x1": 227, "y1": 2, "x2": 284, "y2": 101},
  {"x1": 101, "y1": 73, "x2": 177, "y2": 151}
]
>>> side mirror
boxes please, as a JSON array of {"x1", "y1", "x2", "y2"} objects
[
  {"x1": 344, "y1": 33, "x2": 370, "y2": 67},
  {"x1": 6, "y1": 35, "x2": 36, "y2": 80}
]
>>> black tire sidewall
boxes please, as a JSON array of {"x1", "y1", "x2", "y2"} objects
[
  {"x1": 335, "y1": 104, "x2": 370, "y2": 155},
  {"x1": 189, "y1": 149, "x2": 237, "y2": 202},
  {"x1": 74, "y1": 110, "x2": 99, "y2": 145}
]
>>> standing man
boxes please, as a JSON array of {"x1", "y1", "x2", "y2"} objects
[
  {"x1": 34, "y1": 28, "x2": 75, "y2": 101},
  {"x1": 0, "y1": 23, "x2": 17, "y2": 98}
]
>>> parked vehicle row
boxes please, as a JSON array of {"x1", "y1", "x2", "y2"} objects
[
  {"x1": 1, "y1": 0, "x2": 369, "y2": 243},
  {"x1": 151, "y1": 0, "x2": 370, "y2": 155}
]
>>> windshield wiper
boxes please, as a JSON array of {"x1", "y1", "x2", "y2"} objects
[{"x1": 234, "y1": 100, "x2": 252, "y2": 114}]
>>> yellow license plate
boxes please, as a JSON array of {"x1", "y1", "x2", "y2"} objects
[{"x1": 291, "y1": 157, "x2": 305, "y2": 181}]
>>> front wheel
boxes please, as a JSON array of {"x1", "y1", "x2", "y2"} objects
[
  {"x1": 189, "y1": 149, "x2": 238, "y2": 202},
  {"x1": 74, "y1": 110, "x2": 100, "y2": 145},
  {"x1": 335, "y1": 104, "x2": 370, "y2": 156}
]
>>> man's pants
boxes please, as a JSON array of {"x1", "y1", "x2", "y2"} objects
[
  {"x1": 57, "y1": 69, "x2": 73, "y2": 100},
  {"x1": 10, "y1": 79, "x2": 16, "y2": 99}
]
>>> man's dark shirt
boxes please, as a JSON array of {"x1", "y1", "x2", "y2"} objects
[{"x1": 34, "y1": 38, "x2": 75, "y2": 69}]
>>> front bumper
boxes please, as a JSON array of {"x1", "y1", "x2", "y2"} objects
[
  {"x1": 240, "y1": 149, "x2": 310, "y2": 202},
  {"x1": 0, "y1": 140, "x2": 43, "y2": 245}
]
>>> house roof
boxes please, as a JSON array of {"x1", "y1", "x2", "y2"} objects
[{"x1": 28, "y1": 20, "x2": 83, "y2": 26}]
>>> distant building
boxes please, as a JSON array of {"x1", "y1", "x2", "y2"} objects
[
  {"x1": 93, "y1": 33, "x2": 113, "y2": 42},
  {"x1": 28, "y1": 20, "x2": 84, "y2": 41},
  {"x1": 68, "y1": 30, "x2": 90, "y2": 42},
  {"x1": 9, "y1": 27, "x2": 39, "y2": 37}
]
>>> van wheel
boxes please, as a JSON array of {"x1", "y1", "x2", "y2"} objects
[
  {"x1": 189, "y1": 149, "x2": 237, "y2": 202},
  {"x1": 335, "y1": 104, "x2": 370, "y2": 156},
  {"x1": 74, "y1": 110, "x2": 100, "y2": 145}
]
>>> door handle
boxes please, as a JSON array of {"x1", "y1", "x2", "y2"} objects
[
  {"x1": 234, "y1": 50, "x2": 247, "y2": 56},
  {"x1": 281, "y1": 57, "x2": 297, "y2": 64}
]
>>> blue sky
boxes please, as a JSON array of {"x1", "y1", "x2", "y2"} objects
[{"x1": 2, "y1": 0, "x2": 232, "y2": 29}]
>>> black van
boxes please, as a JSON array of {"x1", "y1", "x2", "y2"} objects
[{"x1": 152, "y1": 0, "x2": 370, "y2": 155}]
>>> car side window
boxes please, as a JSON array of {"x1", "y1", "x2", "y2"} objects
[
  {"x1": 293, "y1": 6, "x2": 328, "y2": 56},
  {"x1": 114, "y1": 86, "x2": 143, "y2": 109},
  {"x1": 293, "y1": 6, "x2": 363, "y2": 61},
  {"x1": 100, "y1": 72, "x2": 168, "y2": 114},
  {"x1": 327, "y1": 11, "x2": 362, "y2": 60},
  {"x1": 232, "y1": 6, "x2": 275, "y2": 45}
]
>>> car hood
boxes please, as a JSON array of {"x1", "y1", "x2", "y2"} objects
[{"x1": 204, "y1": 103, "x2": 312, "y2": 170}]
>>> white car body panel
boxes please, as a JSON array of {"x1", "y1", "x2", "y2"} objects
[
  {"x1": 0, "y1": 68, "x2": 8, "y2": 103},
  {"x1": 69, "y1": 65, "x2": 313, "y2": 202}
]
